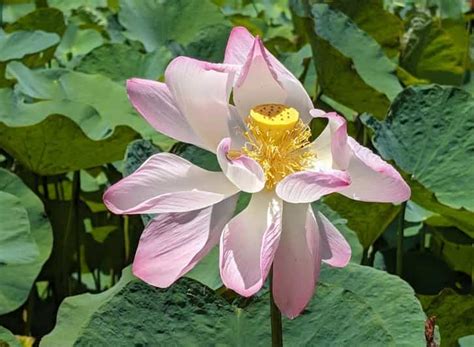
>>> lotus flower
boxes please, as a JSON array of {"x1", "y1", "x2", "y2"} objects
[{"x1": 103, "y1": 27, "x2": 410, "y2": 318}]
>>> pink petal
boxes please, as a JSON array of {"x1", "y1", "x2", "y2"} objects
[
  {"x1": 340, "y1": 138, "x2": 411, "y2": 203},
  {"x1": 275, "y1": 168, "x2": 351, "y2": 203},
  {"x1": 217, "y1": 137, "x2": 265, "y2": 193},
  {"x1": 272, "y1": 203, "x2": 321, "y2": 319},
  {"x1": 233, "y1": 37, "x2": 286, "y2": 117},
  {"x1": 220, "y1": 192, "x2": 282, "y2": 296},
  {"x1": 126, "y1": 78, "x2": 202, "y2": 147},
  {"x1": 225, "y1": 27, "x2": 313, "y2": 123},
  {"x1": 224, "y1": 26, "x2": 254, "y2": 65},
  {"x1": 316, "y1": 211, "x2": 351, "y2": 267},
  {"x1": 310, "y1": 110, "x2": 351, "y2": 170},
  {"x1": 103, "y1": 153, "x2": 239, "y2": 214},
  {"x1": 164, "y1": 56, "x2": 236, "y2": 152},
  {"x1": 133, "y1": 195, "x2": 238, "y2": 288}
]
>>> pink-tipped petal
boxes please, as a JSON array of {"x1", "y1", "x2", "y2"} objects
[
  {"x1": 220, "y1": 192, "x2": 282, "y2": 297},
  {"x1": 340, "y1": 138, "x2": 411, "y2": 203},
  {"x1": 273, "y1": 203, "x2": 321, "y2": 319},
  {"x1": 224, "y1": 26, "x2": 254, "y2": 65},
  {"x1": 276, "y1": 168, "x2": 351, "y2": 204},
  {"x1": 316, "y1": 211, "x2": 351, "y2": 267},
  {"x1": 103, "y1": 153, "x2": 239, "y2": 214},
  {"x1": 310, "y1": 111, "x2": 350, "y2": 170},
  {"x1": 233, "y1": 37, "x2": 286, "y2": 117},
  {"x1": 165, "y1": 57, "x2": 236, "y2": 152},
  {"x1": 225, "y1": 27, "x2": 313, "y2": 122},
  {"x1": 217, "y1": 137, "x2": 265, "y2": 193},
  {"x1": 133, "y1": 194, "x2": 238, "y2": 288},
  {"x1": 126, "y1": 78, "x2": 202, "y2": 147}
]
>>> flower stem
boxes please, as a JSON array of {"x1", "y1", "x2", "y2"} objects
[
  {"x1": 269, "y1": 269, "x2": 283, "y2": 347},
  {"x1": 396, "y1": 202, "x2": 407, "y2": 277}
]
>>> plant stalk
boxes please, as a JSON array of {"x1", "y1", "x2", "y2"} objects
[
  {"x1": 269, "y1": 269, "x2": 283, "y2": 347},
  {"x1": 396, "y1": 202, "x2": 407, "y2": 277}
]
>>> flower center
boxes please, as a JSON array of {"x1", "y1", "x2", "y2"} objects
[{"x1": 241, "y1": 104, "x2": 315, "y2": 189}]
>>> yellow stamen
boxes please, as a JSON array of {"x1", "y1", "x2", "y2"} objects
[{"x1": 243, "y1": 104, "x2": 315, "y2": 189}]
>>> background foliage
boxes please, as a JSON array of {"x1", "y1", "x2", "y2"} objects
[{"x1": 0, "y1": 0, "x2": 472, "y2": 346}]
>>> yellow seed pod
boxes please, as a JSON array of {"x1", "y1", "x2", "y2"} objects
[{"x1": 249, "y1": 104, "x2": 299, "y2": 134}]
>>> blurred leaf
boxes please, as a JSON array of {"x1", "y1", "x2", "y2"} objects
[
  {"x1": 55, "y1": 24, "x2": 104, "y2": 66},
  {"x1": 118, "y1": 0, "x2": 229, "y2": 52},
  {"x1": 46, "y1": 0, "x2": 108, "y2": 15},
  {"x1": 4, "y1": 8, "x2": 66, "y2": 36},
  {"x1": 0, "y1": 87, "x2": 109, "y2": 139},
  {"x1": 310, "y1": 4, "x2": 402, "y2": 101},
  {"x1": 182, "y1": 24, "x2": 232, "y2": 62},
  {"x1": 323, "y1": 194, "x2": 400, "y2": 250},
  {"x1": 280, "y1": 44, "x2": 311, "y2": 79},
  {"x1": 363, "y1": 85, "x2": 474, "y2": 236},
  {"x1": 122, "y1": 139, "x2": 162, "y2": 177},
  {"x1": 328, "y1": 0, "x2": 403, "y2": 58},
  {"x1": 430, "y1": 227, "x2": 473, "y2": 278},
  {"x1": 405, "y1": 200, "x2": 437, "y2": 222},
  {"x1": 404, "y1": 176, "x2": 474, "y2": 238},
  {"x1": 5, "y1": 61, "x2": 172, "y2": 147},
  {"x1": 0, "y1": 115, "x2": 139, "y2": 175},
  {"x1": 0, "y1": 191, "x2": 39, "y2": 264},
  {"x1": 0, "y1": 169, "x2": 53, "y2": 315},
  {"x1": 400, "y1": 13, "x2": 469, "y2": 85},
  {"x1": 296, "y1": 0, "x2": 403, "y2": 119},
  {"x1": 0, "y1": 31, "x2": 59, "y2": 61},
  {"x1": 418, "y1": 289, "x2": 474, "y2": 347},
  {"x1": 0, "y1": 326, "x2": 21, "y2": 347},
  {"x1": 76, "y1": 43, "x2": 173, "y2": 82},
  {"x1": 42, "y1": 263, "x2": 425, "y2": 346},
  {"x1": 401, "y1": 251, "x2": 457, "y2": 295},
  {"x1": 185, "y1": 247, "x2": 222, "y2": 290},
  {"x1": 458, "y1": 335, "x2": 474, "y2": 347},
  {"x1": 88, "y1": 225, "x2": 119, "y2": 244},
  {"x1": 175, "y1": 144, "x2": 221, "y2": 171}
]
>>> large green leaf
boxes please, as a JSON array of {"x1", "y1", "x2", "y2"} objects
[
  {"x1": 296, "y1": 0, "x2": 403, "y2": 119},
  {"x1": 118, "y1": 0, "x2": 229, "y2": 52},
  {"x1": 326, "y1": 0, "x2": 402, "y2": 58},
  {"x1": 324, "y1": 195, "x2": 400, "y2": 250},
  {"x1": 76, "y1": 43, "x2": 172, "y2": 82},
  {"x1": 362, "y1": 85, "x2": 474, "y2": 235},
  {"x1": 0, "y1": 87, "x2": 109, "y2": 139},
  {"x1": 0, "y1": 115, "x2": 139, "y2": 176},
  {"x1": 309, "y1": 4, "x2": 402, "y2": 101},
  {"x1": 5, "y1": 61, "x2": 173, "y2": 146},
  {"x1": 0, "y1": 169, "x2": 53, "y2": 314},
  {"x1": 418, "y1": 289, "x2": 473, "y2": 347},
  {"x1": 42, "y1": 264, "x2": 425, "y2": 346},
  {"x1": 0, "y1": 191, "x2": 39, "y2": 264},
  {"x1": 0, "y1": 31, "x2": 59, "y2": 61}
]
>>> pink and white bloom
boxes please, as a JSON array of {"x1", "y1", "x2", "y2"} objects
[{"x1": 103, "y1": 27, "x2": 410, "y2": 318}]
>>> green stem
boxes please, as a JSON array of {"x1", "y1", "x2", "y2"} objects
[
  {"x1": 270, "y1": 269, "x2": 283, "y2": 347},
  {"x1": 42, "y1": 176, "x2": 49, "y2": 200},
  {"x1": 63, "y1": 171, "x2": 81, "y2": 295},
  {"x1": 123, "y1": 215, "x2": 130, "y2": 264},
  {"x1": 396, "y1": 202, "x2": 407, "y2": 277},
  {"x1": 361, "y1": 248, "x2": 370, "y2": 266}
]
